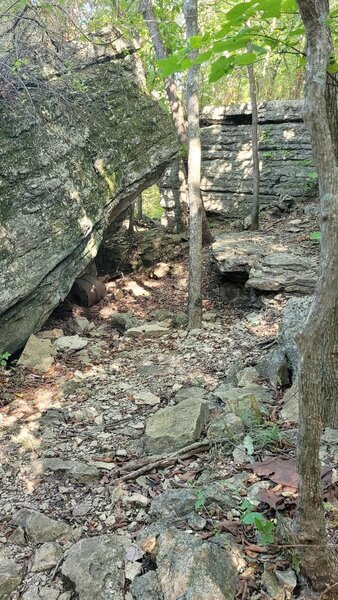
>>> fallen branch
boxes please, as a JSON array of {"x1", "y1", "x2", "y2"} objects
[{"x1": 113, "y1": 439, "x2": 212, "y2": 482}]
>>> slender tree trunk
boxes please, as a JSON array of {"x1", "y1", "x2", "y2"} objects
[
  {"x1": 295, "y1": 0, "x2": 338, "y2": 594},
  {"x1": 184, "y1": 0, "x2": 203, "y2": 330},
  {"x1": 247, "y1": 47, "x2": 260, "y2": 230},
  {"x1": 138, "y1": 0, "x2": 187, "y2": 146},
  {"x1": 139, "y1": 0, "x2": 213, "y2": 244},
  {"x1": 128, "y1": 202, "x2": 135, "y2": 236},
  {"x1": 136, "y1": 194, "x2": 143, "y2": 220}
]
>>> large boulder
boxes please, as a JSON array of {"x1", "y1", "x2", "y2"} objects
[{"x1": 0, "y1": 18, "x2": 178, "y2": 354}]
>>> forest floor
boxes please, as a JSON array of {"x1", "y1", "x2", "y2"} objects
[{"x1": 1, "y1": 201, "x2": 337, "y2": 600}]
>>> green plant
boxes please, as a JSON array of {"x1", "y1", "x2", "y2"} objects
[
  {"x1": 252, "y1": 423, "x2": 282, "y2": 449},
  {"x1": 194, "y1": 489, "x2": 206, "y2": 510},
  {"x1": 0, "y1": 352, "x2": 10, "y2": 367},
  {"x1": 240, "y1": 499, "x2": 275, "y2": 545},
  {"x1": 309, "y1": 231, "x2": 321, "y2": 241},
  {"x1": 263, "y1": 151, "x2": 273, "y2": 159}
]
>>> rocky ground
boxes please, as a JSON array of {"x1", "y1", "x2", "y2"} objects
[{"x1": 1, "y1": 202, "x2": 337, "y2": 600}]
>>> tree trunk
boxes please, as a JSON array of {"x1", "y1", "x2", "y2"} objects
[
  {"x1": 184, "y1": 0, "x2": 203, "y2": 330},
  {"x1": 295, "y1": 0, "x2": 338, "y2": 593},
  {"x1": 136, "y1": 194, "x2": 143, "y2": 220},
  {"x1": 247, "y1": 48, "x2": 260, "y2": 231},
  {"x1": 326, "y1": 74, "x2": 338, "y2": 164},
  {"x1": 138, "y1": 0, "x2": 187, "y2": 146},
  {"x1": 139, "y1": 0, "x2": 213, "y2": 244},
  {"x1": 128, "y1": 201, "x2": 135, "y2": 236}
]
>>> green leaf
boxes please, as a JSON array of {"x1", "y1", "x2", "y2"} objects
[
  {"x1": 195, "y1": 490, "x2": 206, "y2": 510},
  {"x1": 327, "y1": 61, "x2": 338, "y2": 75},
  {"x1": 212, "y1": 38, "x2": 250, "y2": 53},
  {"x1": 242, "y1": 511, "x2": 264, "y2": 525},
  {"x1": 257, "y1": 0, "x2": 282, "y2": 18},
  {"x1": 233, "y1": 52, "x2": 257, "y2": 66},
  {"x1": 192, "y1": 50, "x2": 213, "y2": 65},
  {"x1": 309, "y1": 231, "x2": 321, "y2": 240},
  {"x1": 209, "y1": 56, "x2": 234, "y2": 82},
  {"x1": 281, "y1": 0, "x2": 298, "y2": 13},
  {"x1": 225, "y1": 1, "x2": 253, "y2": 19},
  {"x1": 190, "y1": 35, "x2": 203, "y2": 49}
]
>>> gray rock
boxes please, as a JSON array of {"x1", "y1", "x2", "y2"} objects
[
  {"x1": 0, "y1": 559, "x2": 23, "y2": 600},
  {"x1": 207, "y1": 413, "x2": 244, "y2": 441},
  {"x1": 149, "y1": 489, "x2": 198, "y2": 522},
  {"x1": 280, "y1": 378, "x2": 299, "y2": 422},
  {"x1": 111, "y1": 312, "x2": 137, "y2": 333},
  {"x1": 32, "y1": 458, "x2": 101, "y2": 483},
  {"x1": 12, "y1": 509, "x2": 71, "y2": 544},
  {"x1": 8, "y1": 526, "x2": 26, "y2": 546},
  {"x1": 145, "y1": 398, "x2": 209, "y2": 454},
  {"x1": 149, "y1": 485, "x2": 234, "y2": 524},
  {"x1": 125, "y1": 323, "x2": 170, "y2": 338},
  {"x1": 236, "y1": 367, "x2": 260, "y2": 387},
  {"x1": 130, "y1": 571, "x2": 163, "y2": 600},
  {"x1": 32, "y1": 542, "x2": 63, "y2": 572},
  {"x1": 256, "y1": 347, "x2": 289, "y2": 387},
  {"x1": 36, "y1": 328, "x2": 64, "y2": 340},
  {"x1": 0, "y1": 23, "x2": 177, "y2": 356},
  {"x1": 275, "y1": 569, "x2": 297, "y2": 592},
  {"x1": 156, "y1": 528, "x2": 237, "y2": 600},
  {"x1": 322, "y1": 427, "x2": 338, "y2": 445},
  {"x1": 61, "y1": 534, "x2": 130, "y2": 600},
  {"x1": 54, "y1": 335, "x2": 88, "y2": 353},
  {"x1": 280, "y1": 296, "x2": 312, "y2": 375},
  {"x1": 17, "y1": 335, "x2": 56, "y2": 372},
  {"x1": 261, "y1": 569, "x2": 285, "y2": 600},
  {"x1": 161, "y1": 101, "x2": 315, "y2": 224},
  {"x1": 133, "y1": 389, "x2": 161, "y2": 406},
  {"x1": 69, "y1": 316, "x2": 94, "y2": 334},
  {"x1": 213, "y1": 385, "x2": 271, "y2": 421},
  {"x1": 175, "y1": 386, "x2": 207, "y2": 402},
  {"x1": 211, "y1": 233, "x2": 317, "y2": 295}
]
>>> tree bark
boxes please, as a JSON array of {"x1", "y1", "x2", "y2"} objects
[
  {"x1": 247, "y1": 48, "x2": 260, "y2": 231},
  {"x1": 136, "y1": 194, "x2": 143, "y2": 220},
  {"x1": 295, "y1": 0, "x2": 338, "y2": 593},
  {"x1": 128, "y1": 201, "x2": 135, "y2": 236},
  {"x1": 139, "y1": 0, "x2": 213, "y2": 244},
  {"x1": 184, "y1": 0, "x2": 203, "y2": 330},
  {"x1": 138, "y1": 0, "x2": 187, "y2": 146}
]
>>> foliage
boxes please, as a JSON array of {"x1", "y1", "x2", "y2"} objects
[
  {"x1": 309, "y1": 231, "x2": 321, "y2": 241},
  {"x1": 141, "y1": 185, "x2": 164, "y2": 219},
  {"x1": 240, "y1": 499, "x2": 275, "y2": 544},
  {"x1": 0, "y1": 352, "x2": 10, "y2": 367},
  {"x1": 194, "y1": 489, "x2": 206, "y2": 510}
]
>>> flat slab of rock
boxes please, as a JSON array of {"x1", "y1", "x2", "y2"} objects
[
  {"x1": 17, "y1": 335, "x2": 56, "y2": 372},
  {"x1": 32, "y1": 458, "x2": 101, "y2": 483},
  {"x1": 211, "y1": 232, "x2": 318, "y2": 294},
  {"x1": 280, "y1": 378, "x2": 299, "y2": 422},
  {"x1": 54, "y1": 335, "x2": 88, "y2": 353},
  {"x1": 61, "y1": 534, "x2": 129, "y2": 600},
  {"x1": 12, "y1": 509, "x2": 71, "y2": 544},
  {"x1": 145, "y1": 398, "x2": 209, "y2": 454},
  {"x1": 125, "y1": 322, "x2": 169, "y2": 338}
]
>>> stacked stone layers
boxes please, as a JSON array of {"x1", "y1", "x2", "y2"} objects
[{"x1": 160, "y1": 100, "x2": 315, "y2": 225}]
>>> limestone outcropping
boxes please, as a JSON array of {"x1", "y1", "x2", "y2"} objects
[
  {"x1": 0, "y1": 26, "x2": 178, "y2": 353},
  {"x1": 160, "y1": 100, "x2": 315, "y2": 226}
]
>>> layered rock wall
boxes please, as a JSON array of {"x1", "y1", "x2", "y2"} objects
[
  {"x1": 0, "y1": 26, "x2": 178, "y2": 354},
  {"x1": 160, "y1": 100, "x2": 315, "y2": 225}
]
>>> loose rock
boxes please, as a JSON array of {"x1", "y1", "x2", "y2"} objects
[{"x1": 145, "y1": 398, "x2": 209, "y2": 454}]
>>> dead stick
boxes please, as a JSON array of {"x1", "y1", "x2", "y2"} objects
[{"x1": 113, "y1": 440, "x2": 211, "y2": 482}]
